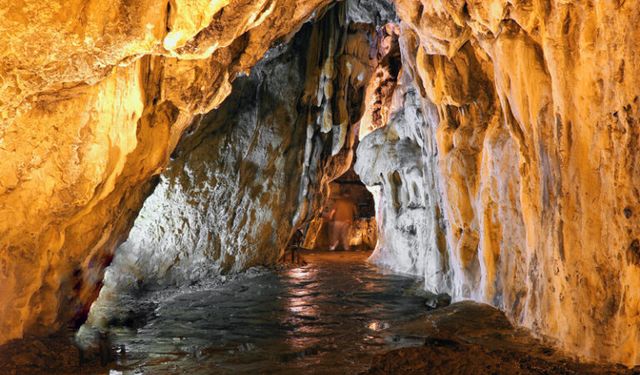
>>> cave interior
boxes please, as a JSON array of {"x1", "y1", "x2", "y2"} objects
[{"x1": 2, "y1": 0, "x2": 640, "y2": 373}]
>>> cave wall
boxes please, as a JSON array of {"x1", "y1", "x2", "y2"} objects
[
  {"x1": 100, "y1": 0, "x2": 399, "y2": 292},
  {"x1": 355, "y1": 0, "x2": 640, "y2": 365},
  {"x1": 0, "y1": 0, "x2": 334, "y2": 345},
  {"x1": 99, "y1": 33, "x2": 312, "y2": 297},
  {"x1": 356, "y1": 70, "x2": 450, "y2": 290},
  {"x1": 0, "y1": 0, "x2": 397, "y2": 344},
  {"x1": 88, "y1": 2, "x2": 386, "y2": 329},
  {"x1": 3, "y1": 0, "x2": 640, "y2": 366}
]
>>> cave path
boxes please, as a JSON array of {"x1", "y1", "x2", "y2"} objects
[{"x1": 106, "y1": 250, "x2": 426, "y2": 374}]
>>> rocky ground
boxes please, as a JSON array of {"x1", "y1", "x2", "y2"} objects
[
  {"x1": 0, "y1": 331, "x2": 106, "y2": 375},
  {"x1": 364, "y1": 302, "x2": 639, "y2": 375},
  {"x1": 2, "y1": 263, "x2": 639, "y2": 374}
]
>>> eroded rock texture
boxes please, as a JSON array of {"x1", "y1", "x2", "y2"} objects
[
  {"x1": 0, "y1": 0, "x2": 333, "y2": 345},
  {"x1": 87, "y1": 2, "x2": 386, "y2": 331},
  {"x1": 4, "y1": 0, "x2": 640, "y2": 367},
  {"x1": 356, "y1": 0, "x2": 640, "y2": 365},
  {"x1": 356, "y1": 70, "x2": 450, "y2": 291},
  {"x1": 99, "y1": 34, "x2": 312, "y2": 296},
  {"x1": 365, "y1": 302, "x2": 638, "y2": 375}
]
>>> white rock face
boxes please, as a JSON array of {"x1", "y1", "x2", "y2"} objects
[
  {"x1": 99, "y1": 40, "x2": 310, "y2": 296},
  {"x1": 356, "y1": 75, "x2": 450, "y2": 293}
]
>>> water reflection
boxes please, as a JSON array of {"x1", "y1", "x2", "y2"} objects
[
  {"x1": 102, "y1": 250, "x2": 426, "y2": 374},
  {"x1": 367, "y1": 321, "x2": 389, "y2": 331}
]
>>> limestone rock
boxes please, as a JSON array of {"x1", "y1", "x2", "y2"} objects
[
  {"x1": 4, "y1": 0, "x2": 640, "y2": 367},
  {"x1": 355, "y1": 26, "x2": 451, "y2": 292},
  {"x1": 0, "y1": 0, "x2": 332, "y2": 345},
  {"x1": 424, "y1": 293, "x2": 451, "y2": 310},
  {"x1": 91, "y1": 27, "x2": 317, "y2": 317},
  {"x1": 364, "y1": 302, "x2": 638, "y2": 375},
  {"x1": 370, "y1": 0, "x2": 640, "y2": 365},
  {"x1": 88, "y1": 2, "x2": 377, "y2": 330}
]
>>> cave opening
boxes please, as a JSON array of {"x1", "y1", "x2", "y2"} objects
[{"x1": 302, "y1": 167, "x2": 377, "y2": 252}]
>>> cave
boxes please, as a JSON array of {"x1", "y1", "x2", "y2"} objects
[
  {"x1": 304, "y1": 167, "x2": 378, "y2": 251},
  {"x1": 2, "y1": 0, "x2": 640, "y2": 374}
]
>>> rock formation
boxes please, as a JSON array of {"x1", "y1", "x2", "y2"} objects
[
  {"x1": 356, "y1": 69, "x2": 450, "y2": 291},
  {"x1": 365, "y1": 302, "x2": 636, "y2": 375},
  {"x1": 89, "y1": 8, "x2": 372, "y2": 318},
  {"x1": 0, "y1": 0, "x2": 333, "y2": 345},
  {"x1": 356, "y1": 0, "x2": 640, "y2": 365},
  {"x1": 97, "y1": 30, "x2": 314, "y2": 297},
  {"x1": 3, "y1": 0, "x2": 640, "y2": 368}
]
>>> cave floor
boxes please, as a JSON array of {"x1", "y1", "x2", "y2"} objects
[
  {"x1": 101, "y1": 249, "x2": 427, "y2": 374},
  {"x1": 2, "y1": 250, "x2": 636, "y2": 374}
]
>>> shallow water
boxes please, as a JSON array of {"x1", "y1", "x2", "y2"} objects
[{"x1": 105, "y1": 250, "x2": 427, "y2": 374}]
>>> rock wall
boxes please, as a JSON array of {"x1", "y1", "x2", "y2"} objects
[
  {"x1": 98, "y1": 33, "x2": 312, "y2": 296},
  {"x1": 0, "y1": 0, "x2": 333, "y2": 345},
  {"x1": 4, "y1": 0, "x2": 640, "y2": 367},
  {"x1": 356, "y1": 70, "x2": 450, "y2": 290},
  {"x1": 88, "y1": 2, "x2": 385, "y2": 329},
  {"x1": 356, "y1": 0, "x2": 640, "y2": 365}
]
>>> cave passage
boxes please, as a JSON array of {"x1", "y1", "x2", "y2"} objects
[
  {"x1": 304, "y1": 168, "x2": 378, "y2": 252},
  {"x1": 6, "y1": 0, "x2": 640, "y2": 372},
  {"x1": 93, "y1": 251, "x2": 426, "y2": 374}
]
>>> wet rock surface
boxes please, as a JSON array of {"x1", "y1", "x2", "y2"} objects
[
  {"x1": 86, "y1": 3, "x2": 382, "y2": 333},
  {"x1": 0, "y1": 331, "x2": 110, "y2": 375},
  {"x1": 0, "y1": 0, "x2": 334, "y2": 345},
  {"x1": 390, "y1": 0, "x2": 640, "y2": 364},
  {"x1": 355, "y1": 64, "x2": 450, "y2": 293},
  {"x1": 424, "y1": 293, "x2": 451, "y2": 310},
  {"x1": 93, "y1": 22, "x2": 313, "y2": 296},
  {"x1": 4, "y1": 252, "x2": 633, "y2": 374},
  {"x1": 86, "y1": 250, "x2": 428, "y2": 374},
  {"x1": 365, "y1": 302, "x2": 639, "y2": 375},
  {"x1": 3, "y1": 0, "x2": 640, "y2": 368}
]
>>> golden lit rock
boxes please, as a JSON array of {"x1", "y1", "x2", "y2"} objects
[
  {"x1": 0, "y1": 0, "x2": 331, "y2": 345},
  {"x1": 2, "y1": 0, "x2": 640, "y2": 369},
  {"x1": 393, "y1": 0, "x2": 640, "y2": 365}
]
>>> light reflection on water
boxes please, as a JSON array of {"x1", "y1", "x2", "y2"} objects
[{"x1": 104, "y1": 251, "x2": 426, "y2": 374}]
